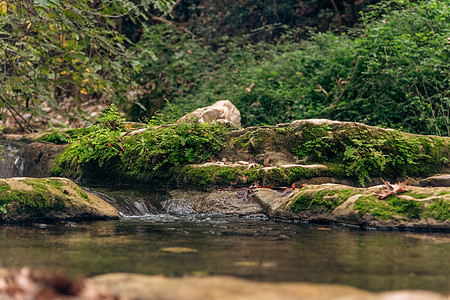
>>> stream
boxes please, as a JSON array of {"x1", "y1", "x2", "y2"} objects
[{"x1": 0, "y1": 140, "x2": 449, "y2": 294}]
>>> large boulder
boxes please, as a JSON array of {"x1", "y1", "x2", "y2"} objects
[
  {"x1": 0, "y1": 177, "x2": 119, "y2": 223},
  {"x1": 0, "y1": 269, "x2": 445, "y2": 300},
  {"x1": 178, "y1": 100, "x2": 241, "y2": 126},
  {"x1": 15, "y1": 142, "x2": 66, "y2": 178},
  {"x1": 89, "y1": 273, "x2": 447, "y2": 300}
]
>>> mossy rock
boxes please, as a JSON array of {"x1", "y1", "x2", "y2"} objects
[
  {"x1": 252, "y1": 184, "x2": 450, "y2": 230},
  {"x1": 0, "y1": 177, "x2": 119, "y2": 223},
  {"x1": 177, "y1": 163, "x2": 345, "y2": 190},
  {"x1": 50, "y1": 119, "x2": 450, "y2": 188}
]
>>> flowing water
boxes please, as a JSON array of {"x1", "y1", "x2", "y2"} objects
[
  {"x1": 0, "y1": 142, "x2": 449, "y2": 294},
  {"x1": 0, "y1": 215, "x2": 449, "y2": 293},
  {"x1": 0, "y1": 140, "x2": 25, "y2": 178}
]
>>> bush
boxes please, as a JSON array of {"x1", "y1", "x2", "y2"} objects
[{"x1": 134, "y1": 0, "x2": 449, "y2": 136}]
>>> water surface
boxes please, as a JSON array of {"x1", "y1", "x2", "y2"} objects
[{"x1": 0, "y1": 216, "x2": 448, "y2": 293}]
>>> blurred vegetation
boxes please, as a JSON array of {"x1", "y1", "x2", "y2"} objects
[
  {"x1": 130, "y1": 0, "x2": 449, "y2": 136},
  {"x1": 1, "y1": 0, "x2": 448, "y2": 136},
  {"x1": 0, "y1": 0, "x2": 173, "y2": 132}
]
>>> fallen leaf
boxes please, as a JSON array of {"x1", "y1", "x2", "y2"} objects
[
  {"x1": 374, "y1": 179, "x2": 409, "y2": 199},
  {"x1": 245, "y1": 83, "x2": 255, "y2": 93}
]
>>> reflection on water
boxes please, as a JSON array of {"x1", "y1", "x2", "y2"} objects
[{"x1": 0, "y1": 216, "x2": 449, "y2": 294}]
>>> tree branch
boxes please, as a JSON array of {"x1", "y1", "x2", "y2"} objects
[
  {"x1": 148, "y1": 12, "x2": 196, "y2": 39},
  {"x1": 330, "y1": 0, "x2": 342, "y2": 33}
]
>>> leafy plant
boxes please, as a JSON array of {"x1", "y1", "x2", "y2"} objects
[
  {"x1": 0, "y1": 0, "x2": 173, "y2": 132},
  {"x1": 55, "y1": 105, "x2": 129, "y2": 167},
  {"x1": 54, "y1": 105, "x2": 229, "y2": 182},
  {"x1": 122, "y1": 120, "x2": 227, "y2": 175}
]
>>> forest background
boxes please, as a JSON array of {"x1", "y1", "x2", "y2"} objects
[{"x1": 0, "y1": 0, "x2": 449, "y2": 136}]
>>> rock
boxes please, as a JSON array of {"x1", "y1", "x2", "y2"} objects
[
  {"x1": 165, "y1": 189, "x2": 264, "y2": 216},
  {"x1": 15, "y1": 142, "x2": 66, "y2": 178},
  {"x1": 420, "y1": 174, "x2": 450, "y2": 187},
  {"x1": 0, "y1": 177, "x2": 119, "y2": 223},
  {"x1": 178, "y1": 100, "x2": 241, "y2": 126},
  {"x1": 252, "y1": 184, "x2": 450, "y2": 230},
  {"x1": 90, "y1": 274, "x2": 447, "y2": 300}
]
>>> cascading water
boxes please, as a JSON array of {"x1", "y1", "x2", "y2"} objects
[
  {"x1": 0, "y1": 140, "x2": 26, "y2": 178},
  {"x1": 85, "y1": 186, "x2": 168, "y2": 216}
]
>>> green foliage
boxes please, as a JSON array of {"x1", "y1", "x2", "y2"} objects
[
  {"x1": 54, "y1": 105, "x2": 128, "y2": 167},
  {"x1": 0, "y1": 0, "x2": 173, "y2": 131},
  {"x1": 122, "y1": 120, "x2": 227, "y2": 175},
  {"x1": 354, "y1": 195, "x2": 425, "y2": 220},
  {"x1": 54, "y1": 106, "x2": 229, "y2": 182},
  {"x1": 295, "y1": 124, "x2": 335, "y2": 160},
  {"x1": 139, "y1": 0, "x2": 448, "y2": 136},
  {"x1": 38, "y1": 127, "x2": 92, "y2": 144},
  {"x1": 293, "y1": 125, "x2": 448, "y2": 186},
  {"x1": 145, "y1": 100, "x2": 183, "y2": 127}
]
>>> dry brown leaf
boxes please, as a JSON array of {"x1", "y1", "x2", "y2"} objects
[
  {"x1": 245, "y1": 83, "x2": 255, "y2": 93},
  {"x1": 374, "y1": 179, "x2": 409, "y2": 199}
]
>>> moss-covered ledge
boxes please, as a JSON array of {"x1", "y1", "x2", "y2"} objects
[
  {"x1": 0, "y1": 177, "x2": 119, "y2": 223},
  {"x1": 46, "y1": 119, "x2": 449, "y2": 189},
  {"x1": 252, "y1": 184, "x2": 450, "y2": 230}
]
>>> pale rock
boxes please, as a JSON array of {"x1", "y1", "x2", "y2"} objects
[{"x1": 179, "y1": 100, "x2": 241, "y2": 126}]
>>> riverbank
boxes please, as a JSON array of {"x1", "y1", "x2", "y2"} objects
[{"x1": 1, "y1": 114, "x2": 448, "y2": 229}]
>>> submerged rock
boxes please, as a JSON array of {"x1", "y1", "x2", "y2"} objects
[
  {"x1": 0, "y1": 177, "x2": 119, "y2": 223},
  {"x1": 165, "y1": 189, "x2": 264, "y2": 216},
  {"x1": 90, "y1": 273, "x2": 447, "y2": 300}
]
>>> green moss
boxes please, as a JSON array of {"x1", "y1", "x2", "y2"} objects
[
  {"x1": 244, "y1": 168, "x2": 260, "y2": 183},
  {"x1": 263, "y1": 168, "x2": 288, "y2": 186},
  {"x1": 327, "y1": 189, "x2": 356, "y2": 202},
  {"x1": 180, "y1": 166, "x2": 216, "y2": 189},
  {"x1": 214, "y1": 167, "x2": 241, "y2": 186},
  {"x1": 75, "y1": 187, "x2": 92, "y2": 203},
  {"x1": 45, "y1": 179, "x2": 63, "y2": 190},
  {"x1": 0, "y1": 182, "x2": 11, "y2": 193},
  {"x1": 0, "y1": 188, "x2": 65, "y2": 215},
  {"x1": 180, "y1": 165, "x2": 264, "y2": 189},
  {"x1": 423, "y1": 199, "x2": 450, "y2": 221},
  {"x1": 24, "y1": 179, "x2": 49, "y2": 194},
  {"x1": 291, "y1": 190, "x2": 346, "y2": 213},
  {"x1": 437, "y1": 191, "x2": 450, "y2": 196},
  {"x1": 354, "y1": 195, "x2": 424, "y2": 220},
  {"x1": 0, "y1": 179, "x2": 70, "y2": 215},
  {"x1": 404, "y1": 192, "x2": 431, "y2": 199},
  {"x1": 233, "y1": 132, "x2": 252, "y2": 149},
  {"x1": 293, "y1": 124, "x2": 334, "y2": 160}
]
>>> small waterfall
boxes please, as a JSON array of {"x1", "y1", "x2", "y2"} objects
[
  {"x1": 0, "y1": 140, "x2": 26, "y2": 178},
  {"x1": 85, "y1": 186, "x2": 169, "y2": 216}
]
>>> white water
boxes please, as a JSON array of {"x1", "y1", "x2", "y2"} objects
[{"x1": 0, "y1": 140, "x2": 26, "y2": 178}]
